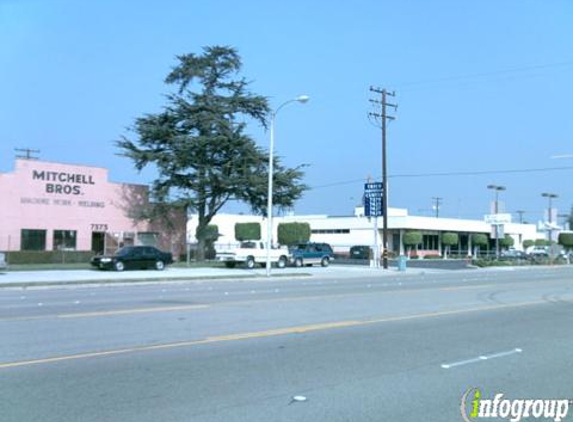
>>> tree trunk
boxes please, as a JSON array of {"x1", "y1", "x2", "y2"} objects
[
  {"x1": 196, "y1": 236, "x2": 206, "y2": 261},
  {"x1": 195, "y1": 213, "x2": 208, "y2": 262}
]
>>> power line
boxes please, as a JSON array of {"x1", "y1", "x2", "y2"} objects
[
  {"x1": 309, "y1": 165, "x2": 573, "y2": 190},
  {"x1": 394, "y1": 60, "x2": 573, "y2": 90}
]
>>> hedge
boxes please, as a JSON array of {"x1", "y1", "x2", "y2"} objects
[
  {"x1": 471, "y1": 233, "x2": 489, "y2": 246},
  {"x1": 499, "y1": 235, "x2": 515, "y2": 248},
  {"x1": 235, "y1": 222, "x2": 261, "y2": 241},
  {"x1": 441, "y1": 232, "x2": 459, "y2": 246},
  {"x1": 558, "y1": 233, "x2": 573, "y2": 249},
  {"x1": 277, "y1": 222, "x2": 311, "y2": 246},
  {"x1": 403, "y1": 231, "x2": 422, "y2": 246},
  {"x1": 4, "y1": 250, "x2": 94, "y2": 265}
]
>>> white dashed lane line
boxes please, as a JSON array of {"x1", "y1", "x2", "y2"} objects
[{"x1": 441, "y1": 348, "x2": 523, "y2": 369}]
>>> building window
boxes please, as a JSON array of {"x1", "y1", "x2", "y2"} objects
[
  {"x1": 21, "y1": 229, "x2": 47, "y2": 251},
  {"x1": 422, "y1": 234, "x2": 439, "y2": 251},
  {"x1": 311, "y1": 229, "x2": 350, "y2": 234},
  {"x1": 138, "y1": 232, "x2": 159, "y2": 246},
  {"x1": 53, "y1": 230, "x2": 77, "y2": 250}
]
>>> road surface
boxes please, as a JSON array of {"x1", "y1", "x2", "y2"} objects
[{"x1": 1, "y1": 266, "x2": 573, "y2": 421}]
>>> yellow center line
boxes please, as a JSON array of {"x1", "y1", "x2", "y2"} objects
[
  {"x1": 0, "y1": 298, "x2": 548, "y2": 370},
  {"x1": 56, "y1": 304, "x2": 210, "y2": 318},
  {"x1": 439, "y1": 284, "x2": 497, "y2": 292}
]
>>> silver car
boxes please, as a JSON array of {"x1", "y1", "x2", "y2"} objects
[{"x1": 0, "y1": 252, "x2": 6, "y2": 270}]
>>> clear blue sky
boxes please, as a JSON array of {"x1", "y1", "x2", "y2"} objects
[{"x1": 1, "y1": 0, "x2": 572, "y2": 222}]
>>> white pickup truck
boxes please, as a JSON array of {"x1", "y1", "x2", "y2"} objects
[{"x1": 216, "y1": 241, "x2": 290, "y2": 269}]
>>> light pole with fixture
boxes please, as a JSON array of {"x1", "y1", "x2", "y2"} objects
[
  {"x1": 265, "y1": 95, "x2": 309, "y2": 277},
  {"x1": 541, "y1": 192, "x2": 558, "y2": 242},
  {"x1": 487, "y1": 184, "x2": 506, "y2": 258}
]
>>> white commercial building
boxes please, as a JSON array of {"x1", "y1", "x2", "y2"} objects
[{"x1": 188, "y1": 207, "x2": 541, "y2": 257}]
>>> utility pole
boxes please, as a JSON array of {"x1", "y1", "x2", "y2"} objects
[
  {"x1": 432, "y1": 197, "x2": 442, "y2": 218},
  {"x1": 541, "y1": 192, "x2": 558, "y2": 243},
  {"x1": 369, "y1": 87, "x2": 397, "y2": 269},
  {"x1": 15, "y1": 148, "x2": 40, "y2": 160},
  {"x1": 487, "y1": 184, "x2": 506, "y2": 259},
  {"x1": 515, "y1": 210, "x2": 525, "y2": 224}
]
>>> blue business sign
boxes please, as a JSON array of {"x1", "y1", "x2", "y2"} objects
[{"x1": 364, "y1": 182, "x2": 384, "y2": 217}]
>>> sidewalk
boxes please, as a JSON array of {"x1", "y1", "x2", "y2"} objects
[{"x1": 0, "y1": 264, "x2": 439, "y2": 288}]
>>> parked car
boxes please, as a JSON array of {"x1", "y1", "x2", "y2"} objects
[
  {"x1": 527, "y1": 247, "x2": 549, "y2": 259},
  {"x1": 91, "y1": 246, "x2": 173, "y2": 271},
  {"x1": 500, "y1": 249, "x2": 528, "y2": 260},
  {"x1": 215, "y1": 241, "x2": 289, "y2": 269},
  {"x1": 0, "y1": 252, "x2": 6, "y2": 270},
  {"x1": 349, "y1": 245, "x2": 371, "y2": 260},
  {"x1": 289, "y1": 242, "x2": 334, "y2": 267}
]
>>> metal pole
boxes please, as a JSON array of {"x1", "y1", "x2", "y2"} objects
[
  {"x1": 373, "y1": 215, "x2": 379, "y2": 267},
  {"x1": 382, "y1": 90, "x2": 389, "y2": 269},
  {"x1": 547, "y1": 196, "x2": 552, "y2": 243},
  {"x1": 264, "y1": 96, "x2": 309, "y2": 277},
  {"x1": 495, "y1": 190, "x2": 499, "y2": 259},
  {"x1": 265, "y1": 112, "x2": 275, "y2": 277}
]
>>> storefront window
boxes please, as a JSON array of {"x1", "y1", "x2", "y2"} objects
[
  {"x1": 21, "y1": 229, "x2": 47, "y2": 251},
  {"x1": 137, "y1": 232, "x2": 159, "y2": 246},
  {"x1": 53, "y1": 230, "x2": 77, "y2": 250},
  {"x1": 422, "y1": 234, "x2": 439, "y2": 250}
]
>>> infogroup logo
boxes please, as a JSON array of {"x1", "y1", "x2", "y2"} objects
[{"x1": 460, "y1": 388, "x2": 571, "y2": 422}]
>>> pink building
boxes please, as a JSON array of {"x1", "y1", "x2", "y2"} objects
[{"x1": 0, "y1": 159, "x2": 185, "y2": 256}]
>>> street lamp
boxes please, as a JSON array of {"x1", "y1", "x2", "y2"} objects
[
  {"x1": 487, "y1": 184, "x2": 506, "y2": 258},
  {"x1": 266, "y1": 95, "x2": 309, "y2": 277},
  {"x1": 541, "y1": 192, "x2": 558, "y2": 242}
]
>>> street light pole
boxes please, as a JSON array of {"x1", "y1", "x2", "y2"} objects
[
  {"x1": 487, "y1": 184, "x2": 506, "y2": 259},
  {"x1": 541, "y1": 192, "x2": 558, "y2": 242},
  {"x1": 265, "y1": 95, "x2": 309, "y2": 277}
]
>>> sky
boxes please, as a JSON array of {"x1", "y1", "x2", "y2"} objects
[{"x1": 1, "y1": 0, "x2": 572, "y2": 223}]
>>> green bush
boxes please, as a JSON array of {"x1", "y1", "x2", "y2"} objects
[
  {"x1": 473, "y1": 259, "x2": 514, "y2": 267},
  {"x1": 234, "y1": 222, "x2": 261, "y2": 241},
  {"x1": 442, "y1": 232, "x2": 459, "y2": 246},
  {"x1": 535, "y1": 239, "x2": 551, "y2": 247},
  {"x1": 522, "y1": 239, "x2": 535, "y2": 249},
  {"x1": 403, "y1": 231, "x2": 422, "y2": 246},
  {"x1": 499, "y1": 235, "x2": 515, "y2": 248},
  {"x1": 5, "y1": 250, "x2": 94, "y2": 265},
  {"x1": 277, "y1": 222, "x2": 311, "y2": 246},
  {"x1": 471, "y1": 233, "x2": 489, "y2": 246},
  {"x1": 558, "y1": 233, "x2": 573, "y2": 249}
]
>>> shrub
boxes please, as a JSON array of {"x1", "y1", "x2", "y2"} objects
[
  {"x1": 522, "y1": 239, "x2": 535, "y2": 249},
  {"x1": 277, "y1": 222, "x2": 311, "y2": 246},
  {"x1": 442, "y1": 232, "x2": 459, "y2": 246},
  {"x1": 234, "y1": 222, "x2": 261, "y2": 241},
  {"x1": 5, "y1": 250, "x2": 94, "y2": 264},
  {"x1": 471, "y1": 233, "x2": 488, "y2": 246},
  {"x1": 535, "y1": 239, "x2": 551, "y2": 247},
  {"x1": 499, "y1": 235, "x2": 515, "y2": 248},
  {"x1": 441, "y1": 232, "x2": 459, "y2": 259},
  {"x1": 403, "y1": 231, "x2": 422, "y2": 246},
  {"x1": 558, "y1": 233, "x2": 573, "y2": 249}
]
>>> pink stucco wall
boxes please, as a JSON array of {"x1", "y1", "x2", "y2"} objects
[{"x1": 0, "y1": 159, "x2": 152, "y2": 251}]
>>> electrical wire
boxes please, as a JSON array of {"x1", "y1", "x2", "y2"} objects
[{"x1": 309, "y1": 165, "x2": 573, "y2": 190}]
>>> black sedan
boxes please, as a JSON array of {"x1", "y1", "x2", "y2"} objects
[{"x1": 91, "y1": 246, "x2": 173, "y2": 271}]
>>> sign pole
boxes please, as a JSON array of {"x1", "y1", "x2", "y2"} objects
[{"x1": 373, "y1": 215, "x2": 379, "y2": 268}]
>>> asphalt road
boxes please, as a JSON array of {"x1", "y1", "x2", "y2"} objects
[{"x1": 2, "y1": 266, "x2": 573, "y2": 421}]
